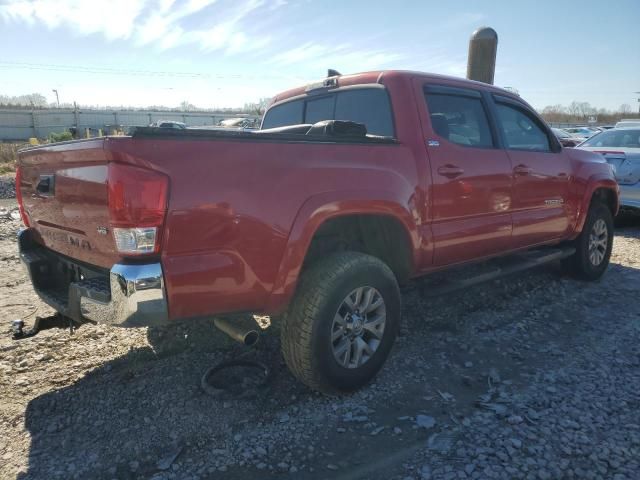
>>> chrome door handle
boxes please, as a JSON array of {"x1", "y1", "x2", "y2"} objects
[
  {"x1": 514, "y1": 164, "x2": 532, "y2": 176},
  {"x1": 437, "y1": 165, "x2": 464, "y2": 178}
]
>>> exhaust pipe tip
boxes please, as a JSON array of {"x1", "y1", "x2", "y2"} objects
[{"x1": 214, "y1": 317, "x2": 260, "y2": 347}]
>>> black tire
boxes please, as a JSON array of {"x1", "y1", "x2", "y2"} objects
[
  {"x1": 562, "y1": 202, "x2": 613, "y2": 280},
  {"x1": 281, "y1": 252, "x2": 401, "y2": 394}
]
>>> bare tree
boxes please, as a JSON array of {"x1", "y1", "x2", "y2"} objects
[
  {"x1": 539, "y1": 101, "x2": 635, "y2": 125},
  {"x1": 619, "y1": 103, "x2": 632, "y2": 114},
  {"x1": 179, "y1": 100, "x2": 196, "y2": 111},
  {"x1": 178, "y1": 100, "x2": 197, "y2": 112},
  {"x1": 542, "y1": 104, "x2": 564, "y2": 115},
  {"x1": 541, "y1": 105, "x2": 568, "y2": 123},
  {"x1": 0, "y1": 93, "x2": 48, "y2": 108},
  {"x1": 566, "y1": 101, "x2": 580, "y2": 118},
  {"x1": 243, "y1": 97, "x2": 271, "y2": 116}
]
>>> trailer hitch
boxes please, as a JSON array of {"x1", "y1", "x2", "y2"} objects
[{"x1": 11, "y1": 314, "x2": 78, "y2": 340}]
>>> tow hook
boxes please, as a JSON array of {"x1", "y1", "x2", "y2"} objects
[{"x1": 11, "y1": 314, "x2": 77, "y2": 340}]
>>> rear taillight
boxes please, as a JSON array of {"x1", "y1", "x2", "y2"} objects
[
  {"x1": 107, "y1": 163, "x2": 169, "y2": 255},
  {"x1": 15, "y1": 166, "x2": 30, "y2": 227}
]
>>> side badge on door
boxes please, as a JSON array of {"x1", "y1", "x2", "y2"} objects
[{"x1": 427, "y1": 140, "x2": 440, "y2": 147}]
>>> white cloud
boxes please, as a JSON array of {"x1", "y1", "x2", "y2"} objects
[
  {"x1": 0, "y1": 0, "x2": 146, "y2": 40},
  {"x1": 0, "y1": 0, "x2": 417, "y2": 106},
  {"x1": 270, "y1": 42, "x2": 406, "y2": 72},
  {"x1": 0, "y1": 0, "x2": 401, "y2": 69},
  {"x1": 0, "y1": 0, "x2": 274, "y2": 54},
  {"x1": 184, "y1": 0, "x2": 271, "y2": 54}
]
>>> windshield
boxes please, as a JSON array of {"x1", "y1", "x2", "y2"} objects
[
  {"x1": 616, "y1": 121, "x2": 640, "y2": 128},
  {"x1": 552, "y1": 128, "x2": 571, "y2": 138},
  {"x1": 581, "y1": 129, "x2": 640, "y2": 148},
  {"x1": 566, "y1": 128, "x2": 593, "y2": 136}
]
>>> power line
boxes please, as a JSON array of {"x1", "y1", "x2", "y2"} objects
[{"x1": 0, "y1": 60, "x2": 302, "y2": 81}]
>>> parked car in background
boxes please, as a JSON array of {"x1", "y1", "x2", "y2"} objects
[
  {"x1": 564, "y1": 126, "x2": 599, "y2": 138},
  {"x1": 615, "y1": 119, "x2": 640, "y2": 129},
  {"x1": 578, "y1": 128, "x2": 640, "y2": 213},
  {"x1": 149, "y1": 120, "x2": 187, "y2": 129},
  {"x1": 218, "y1": 117, "x2": 259, "y2": 129},
  {"x1": 552, "y1": 127, "x2": 582, "y2": 147}
]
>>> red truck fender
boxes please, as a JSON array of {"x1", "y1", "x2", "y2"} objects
[
  {"x1": 263, "y1": 189, "x2": 421, "y2": 314},
  {"x1": 571, "y1": 174, "x2": 619, "y2": 238}
]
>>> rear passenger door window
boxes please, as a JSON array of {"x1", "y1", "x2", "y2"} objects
[
  {"x1": 424, "y1": 89, "x2": 494, "y2": 148},
  {"x1": 494, "y1": 103, "x2": 551, "y2": 152}
]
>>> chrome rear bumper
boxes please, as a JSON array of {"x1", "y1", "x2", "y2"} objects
[{"x1": 18, "y1": 228, "x2": 168, "y2": 327}]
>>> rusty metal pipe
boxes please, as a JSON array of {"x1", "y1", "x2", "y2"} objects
[{"x1": 467, "y1": 27, "x2": 498, "y2": 85}]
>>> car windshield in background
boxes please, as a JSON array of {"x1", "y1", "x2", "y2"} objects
[
  {"x1": 615, "y1": 121, "x2": 640, "y2": 128},
  {"x1": 581, "y1": 129, "x2": 640, "y2": 148},
  {"x1": 552, "y1": 128, "x2": 571, "y2": 138},
  {"x1": 566, "y1": 128, "x2": 595, "y2": 136},
  {"x1": 261, "y1": 87, "x2": 395, "y2": 137}
]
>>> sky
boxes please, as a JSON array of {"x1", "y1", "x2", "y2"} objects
[{"x1": 0, "y1": 0, "x2": 638, "y2": 111}]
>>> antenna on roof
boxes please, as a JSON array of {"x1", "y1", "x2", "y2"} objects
[{"x1": 327, "y1": 69, "x2": 342, "y2": 78}]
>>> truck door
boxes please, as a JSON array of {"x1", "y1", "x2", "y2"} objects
[
  {"x1": 490, "y1": 95, "x2": 571, "y2": 248},
  {"x1": 417, "y1": 83, "x2": 514, "y2": 266}
]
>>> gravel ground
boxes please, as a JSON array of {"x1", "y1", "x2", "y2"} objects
[
  {"x1": 0, "y1": 174, "x2": 16, "y2": 199},
  {"x1": 0, "y1": 201, "x2": 639, "y2": 480}
]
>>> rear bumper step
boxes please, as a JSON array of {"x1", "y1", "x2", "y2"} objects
[{"x1": 18, "y1": 228, "x2": 168, "y2": 327}]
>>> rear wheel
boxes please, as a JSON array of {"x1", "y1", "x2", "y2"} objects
[
  {"x1": 281, "y1": 252, "x2": 401, "y2": 394},
  {"x1": 563, "y1": 202, "x2": 613, "y2": 280}
]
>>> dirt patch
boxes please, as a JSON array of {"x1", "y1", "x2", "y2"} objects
[{"x1": 1, "y1": 212, "x2": 639, "y2": 479}]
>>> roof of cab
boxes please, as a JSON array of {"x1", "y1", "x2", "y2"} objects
[{"x1": 270, "y1": 70, "x2": 521, "y2": 106}]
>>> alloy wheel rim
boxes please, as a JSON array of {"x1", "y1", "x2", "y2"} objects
[
  {"x1": 588, "y1": 218, "x2": 608, "y2": 266},
  {"x1": 331, "y1": 286, "x2": 386, "y2": 369}
]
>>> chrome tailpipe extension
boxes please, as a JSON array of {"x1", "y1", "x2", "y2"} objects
[{"x1": 213, "y1": 317, "x2": 260, "y2": 347}]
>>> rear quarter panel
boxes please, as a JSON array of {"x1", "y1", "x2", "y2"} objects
[{"x1": 106, "y1": 137, "x2": 421, "y2": 319}]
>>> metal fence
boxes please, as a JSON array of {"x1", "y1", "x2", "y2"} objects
[{"x1": 0, "y1": 108, "x2": 253, "y2": 141}]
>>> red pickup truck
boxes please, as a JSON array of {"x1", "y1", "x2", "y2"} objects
[{"x1": 16, "y1": 70, "x2": 618, "y2": 394}]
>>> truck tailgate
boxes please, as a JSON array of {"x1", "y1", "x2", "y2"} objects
[{"x1": 18, "y1": 139, "x2": 118, "y2": 268}]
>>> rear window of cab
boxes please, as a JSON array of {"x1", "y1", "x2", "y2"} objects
[{"x1": 262, "y1": 87, "x2": 395, "y2": 137}]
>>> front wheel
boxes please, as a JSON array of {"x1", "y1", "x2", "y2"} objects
[
  {"x1": 563, "y1": 202, "x2": 614, "y2": 280},
  {"x1": 281, "y1": 252, "x2": 401, "y2": 394}
]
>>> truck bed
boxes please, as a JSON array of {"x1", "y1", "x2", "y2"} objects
[{"x1": 17, "y1": 128, "x2": 415, "y2": 321}]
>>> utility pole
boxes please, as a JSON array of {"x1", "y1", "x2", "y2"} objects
[
  {"x1": 635, "y1": 92, "x2": 640, "y2": 115},
  {"x1": 52, "y1": 89, "x2": 60, "y2": 107}
]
